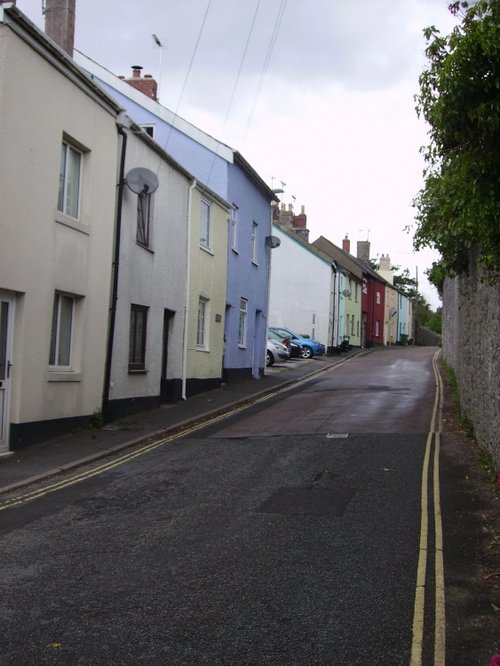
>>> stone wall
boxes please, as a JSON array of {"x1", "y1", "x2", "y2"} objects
[
  {"x1": 442, "y1": 256, "x2": 500, "y2": 466},
  {"x1": 416, "y1": 325, "x2": 442, "y2": 347}
]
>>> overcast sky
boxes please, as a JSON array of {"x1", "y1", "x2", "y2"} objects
[{"x1": 19, "y1": 0, "x2": 458, "y2": 308}]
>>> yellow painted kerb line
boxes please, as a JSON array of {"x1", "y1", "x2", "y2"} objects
[{"x1": 409, "y1": 349, "x2": 445, "y2": 666}]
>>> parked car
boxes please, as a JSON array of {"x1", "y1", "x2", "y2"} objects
[
  {"x1": 267, "y1": 328, "x2": 303, "y2": 358},
  {"x1": 269, "y1": 326, "x2": 325, "y2": 359},
  {"x1": 266, "y1": 339, "x2": 290, "y2": 366}
]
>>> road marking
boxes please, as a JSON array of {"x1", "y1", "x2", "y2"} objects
[
  {"x1": 0, "y1": 355, "x2": 358, "y2": 511},
  {"x1": 409, "y1": 350, "x2": 445, "y2": 666}
]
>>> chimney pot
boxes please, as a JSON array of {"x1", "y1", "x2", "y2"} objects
[{"x1": 131, "y1": 65, "x2": 143, "y2": 78}]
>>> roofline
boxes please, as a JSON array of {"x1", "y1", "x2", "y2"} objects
[
  {"x1": 121, "y1": 116, "x2": 231, "y2": 212},
  {"x1": 74, "y1": 50, "x2": 235, "y2": 163},
  {"x1": 272, "y1": 223, "x2": 335, "y2": 268},
  {"x1": 313, "y1": 235, "x2": 391, "y2": 286},
  {"x1": 234, "y1": 152, "x2": 279, "y2": 202},
  {"x1": 0, "y1": 4, "x2": 123, "y2": 117}
]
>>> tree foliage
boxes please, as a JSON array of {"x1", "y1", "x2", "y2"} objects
[
  {"x1": 392, "y1": 265, "x2": 419, "y2": 300},
  {"x1": 426, "y1": 259, "x2": 447, "y2": 297},
  {"x1": 413, "y1": 0, "x2": 500, "y2": 279}
]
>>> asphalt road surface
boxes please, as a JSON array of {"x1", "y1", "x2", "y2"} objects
[{"x1": 1, "y1": 347, "x2": 448, "y2": 665}]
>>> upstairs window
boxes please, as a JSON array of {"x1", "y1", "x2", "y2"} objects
[
  {"x1": 238, "y1": 298, "x2": 248, "y2": 347},
  {"x1": 49, "y1": 292, "x2": 74, "y2": 367},
  {"x1": 140, "y1": 124, "x2": 155, "y2": 138},
  {"x1": 200, "y1": 199, "x2": 211, "y2": 249},
  {"x1": 137, "y1": 192, "x2": 153, "y2": 248},
  {"x1": 251, "y1": 222, "x2": 258, "y2": 264},
  {"x1": 376, "y1": 291, "x2": 381, "y2": 305},
  {"x1": 58, "y1": 142, "x2": 82, "y2": 219},
  {"x1": 230, "y1": 206, "x2": 239, "y2": 252}
]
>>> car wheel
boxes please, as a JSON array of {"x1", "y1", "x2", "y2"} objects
[
  {"x1": 266, "y1": 350, "x2": 274, "y2": 367},
  {"x1": 301, "y1": 346, "x2": 313, "y2": 359}
]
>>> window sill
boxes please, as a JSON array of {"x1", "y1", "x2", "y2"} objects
[
  {"x1": 195, "y1": 346, "x2": 209, "y2": 353},
  {"x1": 251, "y1": 261, "x2": 259, "y2": 267},
  {"x1": 128, "y1": 369, "x2": 147, "y2": 375},
  {"x1": 238, "y1": 344, "x2": 247, "y2": 350},
  {"x1": 55, "y1": 212, "x2": 89, "y2": 235},
  {"x1": 231, "y1": 247, "x2": 239, "y2": 255},
  {"x1": 200, "y1": 245, "x2": 214, "y2": 256},
  {"x1": 47, "y1": 371, "x2": 82, "y2": 382},
  {"x1": 136, "y1": 242, "x2": 154, "y2": 254}
]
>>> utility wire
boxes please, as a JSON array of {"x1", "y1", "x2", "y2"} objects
[
  {"x1": 162, "y1": 0, "x2": 213, "y2": 156},
  {"x1": 245, "y1": 0, "x2": 288, "y2": 137},
  {"x1": 205, "y1": 0, "x2": 263, "y2": 186}
]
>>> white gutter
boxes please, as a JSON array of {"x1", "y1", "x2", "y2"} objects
[{"x1": 181, "y1": 179, "x2": 197, "y2": 400}]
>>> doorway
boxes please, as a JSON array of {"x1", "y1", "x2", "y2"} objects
[
  {"x1": 160, "y1": 309, "x2": 175, "y2": 403},
  {"x1": 0, "y1": 291, "x2": 14, "y2": 452}
]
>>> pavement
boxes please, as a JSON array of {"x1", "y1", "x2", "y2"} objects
[{"x1": 0, "y1": 352, "x2": 357, "y2": 495}]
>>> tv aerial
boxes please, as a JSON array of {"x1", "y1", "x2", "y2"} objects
[{"x1": 125, "y1": 167, "x2": 159, "y2": 196}]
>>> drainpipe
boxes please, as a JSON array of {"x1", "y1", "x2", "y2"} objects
[
  {"x1": 102, "y1": 120, "x2": 128, "y2": 420},
  {"x1": 181, "y1": 179, "x2": 196, "y2": 400},
  {"x1": 329, "y1": 262, "x2": 338, "y2": 353}
]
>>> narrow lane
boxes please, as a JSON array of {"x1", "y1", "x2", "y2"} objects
[
  {"x1": 0, "y1": 347, "x2": 444, "y2": 665},
  {"x1": 203, "y1": 346, "x2": 436, "y2": 436}
]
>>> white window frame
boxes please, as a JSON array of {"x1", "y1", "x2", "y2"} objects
[
  {"x1": 197, "y1": 298, "x2": 208, "y2": 348},
  {"x1": 238, "y1": 298, "x2": 248, "y2": 347},
  {"x1": 137, "y1": 192, "x2": 154, "y2": 248},
  {"x1": 140, "y1": 124, "x2": 155, "y2": 138},
  {"x1": 200, "y1": 199, "x2": 211, "y2": 249},
  {"x1": 376, "y1": 291, "x2": 381, "y2": 305},
  {"x1": 49, "y1": 292, "x2": 74, "y2": 368},
  {"x1": 58, "y1": 141, "x2": 82, "y2": 220},
  {"x1": 251, "y1": 222, "x2": 258, "y2": 264},
  {"x1": 375, "y1": 320, "x2": 380, "y2": 337},
  {"x1": 230, "y1": 206, "x2": 239, "y2": 252}
]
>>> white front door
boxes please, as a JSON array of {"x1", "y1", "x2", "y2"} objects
[{"x1": 0, "y1": 291, "x2": 14, "y2": 451}]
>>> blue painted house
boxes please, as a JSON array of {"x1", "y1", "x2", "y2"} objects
[{"x1": 77, "y1": 56, "x2": 277, "y2": 381}]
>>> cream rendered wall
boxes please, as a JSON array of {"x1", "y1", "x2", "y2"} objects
[
  {"x1": 384, "y1": 285, "x2": 399, "y2": 345},
  {"x1": 343, "y1": 277, "x2": 362, "y2": 347},
  {"x1": 0, "y1": 24, "x2": 119, "y2": 431},
  {"x1": 187, "y1": 190, "x2": 229, "y2": 382},
  {"x1": 107, "y1": 130, "x2": 190, "y2": 401}
]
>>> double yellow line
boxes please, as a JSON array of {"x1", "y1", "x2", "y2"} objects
[{"x1": 410, "y1": 350, "x2": 445, "y2": 665}]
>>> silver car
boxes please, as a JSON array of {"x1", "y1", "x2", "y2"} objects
[{"x1": 266, "y1": 338, "x2": 290, "y2": 366}]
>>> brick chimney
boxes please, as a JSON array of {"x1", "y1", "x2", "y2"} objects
[
  {"x1": 44, "y1": 0, "x2": 76, "y2": 57},
  {"x1": 342, "y1": 234, "x2": 350, "y2": 254},
  {"x1": 123, "y1": 65, "x2": 158, "y2": 101},
  {"x1": 292, "y1": 205, "x2": 309, "y2": 242}
]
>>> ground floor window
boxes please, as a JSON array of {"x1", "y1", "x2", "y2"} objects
[
  {"x1": 129, "y1": 304, "x2": 148, "y2": 370},
  {"x1": 49, "y1": 292, "x2": 74, "y2": 367}
]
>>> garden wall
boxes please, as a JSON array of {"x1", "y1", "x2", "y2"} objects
[{"x1": 442, "y1": 255, "x2": 500, "y2": 466}]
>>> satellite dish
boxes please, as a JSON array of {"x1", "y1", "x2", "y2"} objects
[
  {"x1": 265, "y1": 235, "x2": 281, "y2": 249},
  {"x1": 342, "y1": 289, "x2": 352, "y2": 297},
  {"x1": 125, "y1": 167, "x2": 159, "y2": 195}
]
